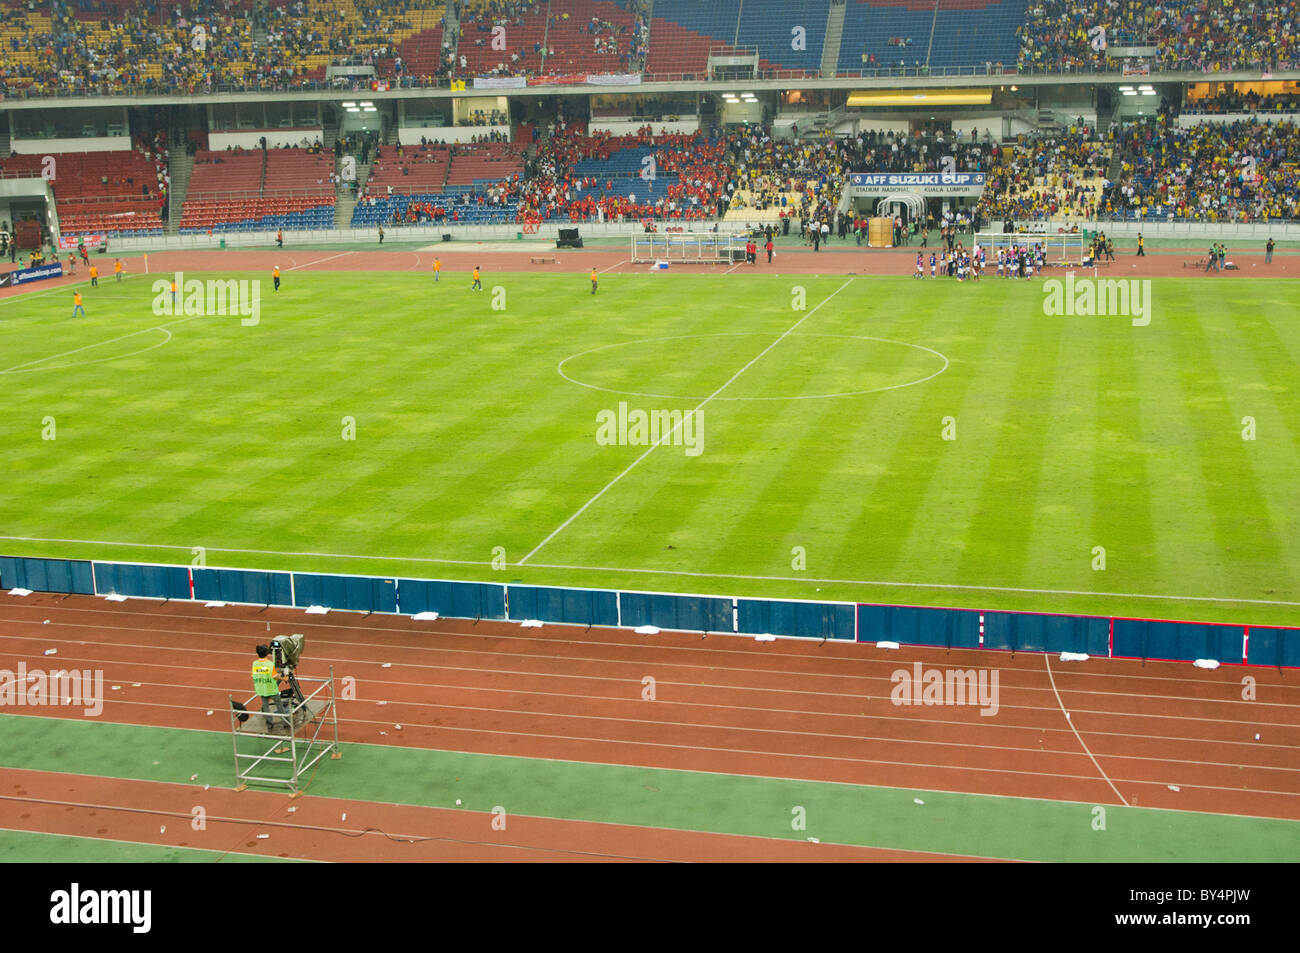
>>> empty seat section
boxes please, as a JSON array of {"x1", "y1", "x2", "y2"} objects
[
  {"x1": 735, "y1": 0, "x2": 828, "y2": 73},
  {"x1": 928, "y1": 0, "x2": 1026, "y2": 68},
  {"x1": 646, "y1": 0, "x2": 742, "y2": 75},
  {"x1": 837, "y1": 0, "x2": 935, "y2": 72},
  {"x1": 0, "y1": 146, "x2": 166, "y2": 236}
]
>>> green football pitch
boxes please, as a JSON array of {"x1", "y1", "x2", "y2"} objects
[{"x1": 2, "y1": 270, "x2": 1298, "y2": 626}]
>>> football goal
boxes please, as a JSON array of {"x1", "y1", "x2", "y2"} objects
[
  {"x1": 974, "y1": 231, "x2": 1087, "y2": 266},
  {"x1": 630, "y1": 232, "x2": 748, "y2": 264}
]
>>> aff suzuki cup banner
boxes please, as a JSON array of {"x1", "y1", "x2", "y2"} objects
[{"x1": 849, "y1": 172, "x2": 987, "y2": 197}]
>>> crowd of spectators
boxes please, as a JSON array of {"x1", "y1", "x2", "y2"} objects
[
  {"x1": 1100, "y1": 115, "x2": 1300, "y2": 222},
  {"x1": 6, "y1": 0, "x2": 1300, "y2": 97},
  {"x1": 977, "y1": 125, "x2": 1111, "y2": 222},
  {"x1": 0, "y1": 0, "x2": 445, "y2": 96},
  {"x1": 1184, "y1": 90, "x2": 1300, "y2": 115},
  {"x1": 515, "y1": 121, "x2": 724, "y2": 223},
  {"x1": 1018, "y1": 0, "x2": 1300, "y2": 73}
]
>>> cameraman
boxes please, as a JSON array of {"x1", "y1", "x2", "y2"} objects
[{"x1": 252, "y1": 645, "x2": 291, "y2": 734}]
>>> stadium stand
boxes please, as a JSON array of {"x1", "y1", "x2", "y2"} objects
[
  {"x1": 351, "y1": 141, "x2": 523, "y2": 226},
  {"x1": 838, "y1": 0, "x2": 1025, "y2": 74},
  {"x1": 976, "y1": 127, "x2": 1111, "y2": 222},
  {"x1": 179, "y1": 148, "x2": 335, "y2": 233},
  {"x1": 1017, "y1": 0, "x2": 1300, "y2": 73},
  {"x1": 517, "y1": 125, "x2": 722, "y2": 223},
  {"x1": 644, "y1": 0, "x2": 743, "y2": 76},
  {"x1": 0, "y1": 134, "x2": 168, "y2": 238},
  {"x1": 1099, "y1": 116, "x2": 1300, "y2": 223},
  {"x1": 0, "y1": 0, "x2": 447, "y2": 96}
]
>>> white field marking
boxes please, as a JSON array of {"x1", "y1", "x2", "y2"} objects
[
  {"x1": 2, "y1": 533, "x2": 1297, "y2": 609},
  {"x1": 0, "y1": 271, "x2": 140, "y2": 306},
  {"x1": 0, "y1": 535, "x2": 487, "y2": 568},
  {"x1": 0, "y1": 314, "x2": 198, "y2": 374},
  {"x1": 286, "y1": 251, "x2": 352, "y2": 271},
  {"x1": 0, "y1": 328, "x2": 172, "y2": 375},
  {"x1": 724, "y1": 262, "x2": 743, "y2": 274},
  {"x1": 517, "y1": 278, "x2": 855, "y2": 564},
  {"x1": 49, "y1": 692, "x2": 1300, "y2": 802},
  {"x1": 12, "y1": 600, "x2": 1294, "y2": 702},
  {"x1": 556, "y1": 331, "x2": 949, "y2": 402},
  {"x1": 598, "y1": 259, "x2": 627, "y2": 274},
  {"x1": 1045, "y1": 652, "x2": 1130, "y2": 806}
]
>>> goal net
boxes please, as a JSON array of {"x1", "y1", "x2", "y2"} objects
[
  {"x1": 973, "y1": 231, "x2": 1087, "y2": 266},
  {"x1": 630, "y1": 232, "x2": 747, "y2": 264}
]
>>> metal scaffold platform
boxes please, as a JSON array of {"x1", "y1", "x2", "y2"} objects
[{"x1": 230, "y1": 666, "x2": 340, "y2": 794}]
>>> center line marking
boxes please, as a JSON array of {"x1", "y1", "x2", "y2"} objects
[{"x1": 516, "y1": 279, "x2": 854, "y2": 565}]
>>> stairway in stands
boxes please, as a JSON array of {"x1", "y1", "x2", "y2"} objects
[
  {"x1": 334, "y1": 157, "x2": 370, "y2": 228},
  {"x1": 167, "y1": 149, "x2": 194, "y2": 234},
  {"x1": 820, "y1": 0, "x2": 846, "y2": 77}
]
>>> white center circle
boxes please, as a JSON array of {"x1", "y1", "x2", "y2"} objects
[{"x1": 557, "y1": 332, "x2": 950, "y2": 401}]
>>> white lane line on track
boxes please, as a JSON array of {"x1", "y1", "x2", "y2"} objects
[{"x1": 1045, "y1": 652, "x2": 1130, "y2": 806}]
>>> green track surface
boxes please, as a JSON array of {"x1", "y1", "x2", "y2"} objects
[
  {"x1": 2, "y1": 271, "x2": 1298, "y2": 625},
  {"x1": 1, "y1": 715, "x2": 1296, "y2": 862},
  {"x1": 0, "y1": 829, "x2": 290, "y2": 863}
]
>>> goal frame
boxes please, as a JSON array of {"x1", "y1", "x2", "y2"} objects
[
  {"x1": 630, "y1": 232, "x2": 748, "y2": 264},
  {"x1": 974, "y1": 231, "x2": 1087, "y2": 266}
]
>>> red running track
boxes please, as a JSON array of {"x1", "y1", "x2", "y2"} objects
[{"x1": 1, "y1": 593, "x2": 1296, "y2": 824}]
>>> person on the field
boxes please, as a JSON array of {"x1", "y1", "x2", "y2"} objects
[
  {"x1": 1136, "y1": 234, "x2": 1145, "y2": 257},
  {"x1": 272, "y1": 265, "x2": 281, "y2": 291},
  {"x1": 1265, "y1": 238, "x2": 1274, "y2": 264},
  {"x1": 89, "y1": 263, "x2": 98, "y2": 287},
  {"x1": 765, "y1": 236, "x2": 773, "y2": 263},
  {"x1": 471, "y1": 266, "x2": 482, "y2": 290},
  {"x1": 114, "y1": 258, "x2": 123, "y2": 281},
  {"x1": 590, "y1": 267, "x2": 598, "y2": 294},
  {"x1": 72, "y1": 291, "x2": 85, "y2": 317},
  {"x1": 433, "y1": 257, "x2": 441, "y2": 281},
  {"x1": 252, "y1": 645, "x2": 291, "y2": 736}
]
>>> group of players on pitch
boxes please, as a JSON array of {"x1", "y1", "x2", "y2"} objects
[{"x1": 913, "y1": 242, "x2": 1048, "y2": 281}]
